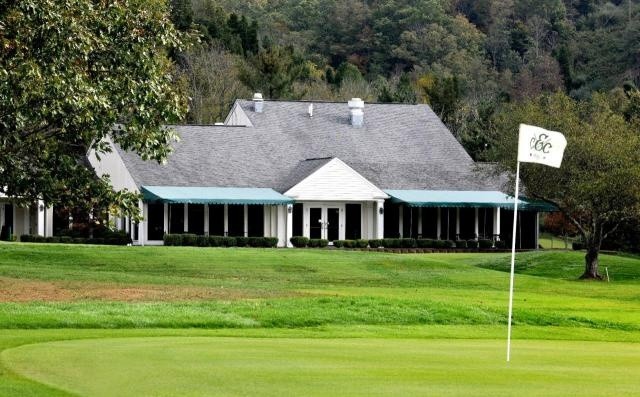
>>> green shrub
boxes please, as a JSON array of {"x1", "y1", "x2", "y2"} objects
[
  {"x1": 0, "y1": 225, "x2": 12, "y2": 241},
  {"x1": 479, "y1": 239, "x2": 493, "y2": 249},
  {"x1": 368, "y1": 239, "x2": 383, "y2": 248},
  {"x1": 467, "y1": 239, "x2": 479, "y2": 248},
  {"x1": 221, "y1": 236, "x2": 236, "y2": 247},
  {"x1": 456, "y1": 240, "x2": 468, "y2": 248},
  {"x1": 333, "y1": 240, "x2": 346, "y2": 248},
  {"x1": 263, "y1": 237, "x2": 278, "y2": 247},
  {"x1": 235, "y1": 236, "x2": 249, "y2": 247},
  {"x1": 354, "y1": 239, "x2": 369, "y2": 248},
  {"x1": 416, "y1": 239, "x2": 435, "y2": 248},
  {"x1": 495, "y1": 239, "x2": 508, "y2": 249},
  {"x1": 443, "y1": 240, "x2": 455, "y2": 248},
  {"x1": 196, "y1": 236, "x2": 210, "y2": 247},
  {"x1": 344, "y1": 240, "x2": 356, "y2": 248},
  {"x1": 290, "y1": 236, "x2": 309, "y2": 248},
  {"x1": 308, "y1": 239, "x2": 328, "y2": 248},
  {"x1": 20, "y1": 234, "x2": 32, "y2": 242},
  {"x1": 208, "y1": 236, "x2": 222, "y2": 247},
  {"x1": 181, "y1": 234, "x2": 198, "y2": 246},
  {"x1": 59, "y1": 236, "x2": 73, "y2": 244},
  {"x1": 400, "y1": 238, "x2": 416, "y2": 248},
  {"x1": 383, "y1": 238, "x2": 401, "y2": 248},
  {"x1": 163, "y1": 234, "x2": 183, "y2": 246}
]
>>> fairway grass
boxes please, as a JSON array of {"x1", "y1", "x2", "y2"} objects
[
  {"x1": 4, "y1": 336, "x2": 640, "y2": 397},
  {"x1": 0, "y1": 243, "x2": 639, "y2": 396}
]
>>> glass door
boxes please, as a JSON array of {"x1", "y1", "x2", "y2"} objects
[
  {"x1": 326, "y1": 208, "x2": 340, "y2": 242},
  {"x1": 309, "y1": 207, "x2": 323, "y2": 239}
]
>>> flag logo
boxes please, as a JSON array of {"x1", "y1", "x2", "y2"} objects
[{"x1": 517, "y1": 124, "x2": 567, "y2": 168}]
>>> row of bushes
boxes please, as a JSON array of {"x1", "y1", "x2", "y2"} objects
[
  {"x1": 20, "y1": 234, "x2": 132, "y2": 245},
  {"x1": 289, "y1": 236, "x2": 329, "y2": 248},
  {"x1": 290, "y1": 236, "x2": 507, "y2": 249},
  {"x1": 163, "y1": 234, "x2": 279, "y2": 248}
]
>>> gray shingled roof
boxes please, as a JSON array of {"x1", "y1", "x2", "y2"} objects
[{"x1": 116, "y1": 100, "x2": 507, "y2": 193}]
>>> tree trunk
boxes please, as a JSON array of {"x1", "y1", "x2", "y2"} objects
[{"x1": 581, "y1": 244, "x2": 603, "y2": 280}]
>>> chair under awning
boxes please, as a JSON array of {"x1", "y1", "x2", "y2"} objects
[
  {"x1": 141, "y1": 186, "x2": 294, "y2": 205},
  {"x1": 384, "y1": 190, "x2": 556, "y2": 211}
]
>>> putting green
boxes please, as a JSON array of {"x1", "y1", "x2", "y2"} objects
[{"x1": 3, "y1": 337, "x2": 639, "y2": 396}]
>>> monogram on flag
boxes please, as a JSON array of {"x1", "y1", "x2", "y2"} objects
[{"x1": 517, "y1": 124, "x2": 567, "y2": 168}]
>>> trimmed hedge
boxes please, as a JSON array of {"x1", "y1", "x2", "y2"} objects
[
  {"x1": 455, "y1": 240, "x2": 467, "y2": 248},
  {"x1": 467, "y1": 239, "x2": 479, "y2": 248},
  {"x1": 20, "y1": 233, "x2": 131, "y2": 245},
  {"x1": 478, "y1": 239, "x2": 493, "y2": 249},
  {"x1": 368, "y1": 239, "x2": 383, "y2": 248},
  {"x1": 290, "y1": 236, "x2": 309, "y2": 248},
  {"x1": 495, "y1": 239, "x2": 508, "y2": 249},
  {"x1": 308, "y1": 238, "x2": 329, "y2": 248},
  {"x1": 163, "y1": 234, "x2": 277, "y2": 248},
  {"x1": 355, "y1": 239, "x2": 369, "y2": 248}
]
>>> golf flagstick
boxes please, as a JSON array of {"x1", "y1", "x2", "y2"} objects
[
  {"x1": 507, "y1": 124, "x2": 566, "y2": 363},
  {"x1": 506, "y1": 161, "x2": 520, "y2": 362}
]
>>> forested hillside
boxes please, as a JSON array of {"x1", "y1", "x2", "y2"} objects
[{"x1": 171, "y1": 0, "x2": 639, "y2": 160}]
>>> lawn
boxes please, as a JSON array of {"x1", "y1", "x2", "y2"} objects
[{"x1": 0, "y1": 243, "x2": 639, "y2": 396}]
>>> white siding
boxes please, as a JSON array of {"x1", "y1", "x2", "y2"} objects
[
  {"x1": 224, "y1": 102, "x2": 253, "y2": 126},
  {"x1": 285, "y1": 158, "x2": 388, "y2": 202},
  {"x1": 87, "y1": 137, "x2": 138, "y2": 193}
]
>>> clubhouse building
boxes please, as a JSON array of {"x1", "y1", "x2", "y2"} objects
[{"x1": 0, "y1": 95, "x2": 552, "y2": 247}]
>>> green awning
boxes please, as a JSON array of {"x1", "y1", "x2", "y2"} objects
[
  {"x1": 384, "y1": 190, "x2": 557, "y2": 211},
  {"x1": 141, "y1": 186, "x2": 294, "y2": 205}
]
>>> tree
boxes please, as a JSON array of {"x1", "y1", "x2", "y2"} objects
[
  {"x1": 490, "y1": 92, "x2": 640, "y2": 279},
  {"x1": 0, "y1": 0, "x2": 190, "y2": 217}
]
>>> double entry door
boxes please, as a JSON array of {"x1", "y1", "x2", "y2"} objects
[{"x1": 307, "y1": 204, "x2": 344, "y2": 241}]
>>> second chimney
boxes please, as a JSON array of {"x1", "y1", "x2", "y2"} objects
[
  {"x1": 348, "y1": 98, "x2": 364, "y2": 127},
  {"x1": 253, "y1": 93, "x2": 264, "y2": 113}
]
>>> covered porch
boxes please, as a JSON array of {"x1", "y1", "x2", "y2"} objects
[
  {"x1": 384, "y1": 190, "x2": 556, "y2": 249},
  {"x1": 131, "y1": 186, "x2": 294, "y2": 247}
]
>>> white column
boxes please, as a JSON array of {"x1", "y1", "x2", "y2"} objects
[
  {"x1": 183, "y1": 204, "x2": 188, "y2": 233},
  {"x1": 436, "y1": 208, "x2": 442, "y2": 240},
  {"x1": 456, "y1": 208, "x2": 461, "y2": 239},
  {"x1": 338, "y1": 206, "x2": 346, "y2": 241},
  {"x1": 204, "y1": 204, "x2": 210, "y2": 236},
  {"x1": 0, "y1": 203, "x2": 4, "y2": 228},
  {"x1": 375, "y1": 200, "x2": 384, "y2": 239},
  {"x1": 493, "y1": 207, "x2": 501, "y2": 240},
  {"x1": 398, "y1": 205, "x2": 404, "y2": 238},
  {"x1": 37, "y1": 200, "x2": 45, "y2": 236},
  {"x1": 24, "y1": 205, "x2": 30, "y2": 235},
  {"x1": 474, "y1": 208, "x2": 479, "y2": 239},
  {"x1": 46, "y1": 206, "x2": 53, "y2": 237},
  {"x1": 163, "y1": 203, "x2": 169, "y2": 234},
  {"x1": 286, "y1": 204, "x2": 293, "y2": 247},
  {"x1": 243, "y1": 204, "x2": 249, "y2": 237},
  {"x1": 139, "y1": 200, "x2": 146, "y2": 246},
  {"x1": 417, "y1": 207, "x2": 423, "y2": 237},
  {"x1": 303, "y1": 204, "x2": 310, "y2": 238},
  {"x1": 271, "y1": 206, "x2": 277, "y2": 237},
  {"x1": 263, "y1": 205, "x2": 270, "y2": 237},
  {"x1": 223, "y1": 204, "x2": 229, "y2": 236},
  {"x1": 126, "y1": 216, "x2": 131, "y2": 234}
]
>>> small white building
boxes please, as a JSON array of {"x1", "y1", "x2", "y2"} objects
[{"x1": 1, "y1": 96, "x2": 552, "y2": 247}]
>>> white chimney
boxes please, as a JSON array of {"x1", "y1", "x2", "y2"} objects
[
  {"x1": 253, "y1": 93, "x2": 264, "y2": 113},
  {"x1": 348, "y1": 98, "x2": 364, "y2": 127}
]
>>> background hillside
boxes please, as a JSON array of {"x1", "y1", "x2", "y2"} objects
[{"x1": 171, "y1": 0, "x2": 639, "y2": 158}]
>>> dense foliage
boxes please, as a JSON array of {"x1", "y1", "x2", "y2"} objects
[
  {"x1": 181, "y1": 0, "x2": 640, "y2": 156},
  {"x1": 0, "y1": 0, "x2": 190, "y2": 217},
  {"x1": 490, "y1": 91, "x2": 640, "y2": 278}
]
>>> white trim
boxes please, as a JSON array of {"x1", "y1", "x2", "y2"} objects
[{"x1": 284, "y1": 158, "x2": 389, "y2": 201}]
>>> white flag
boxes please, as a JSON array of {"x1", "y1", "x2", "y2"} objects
[{"x1": 517, "y1": 124, "x2": 567, "y2": 168}]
